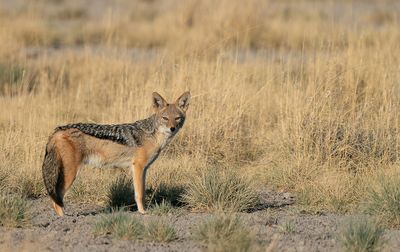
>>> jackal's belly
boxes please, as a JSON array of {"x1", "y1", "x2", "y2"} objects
[{"x1": 83, "y1": 153, "x2": 132, "y2": 169}]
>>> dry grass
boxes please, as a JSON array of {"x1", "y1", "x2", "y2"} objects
[
  {"x1": 150, "y1": 200, "x2": 180, "y2": 216},
  {"x1": 364, "y1": 175, "x2": 400, "y2": 228},
  {"x1": 0, "y1": 194, "x2": 29, "y2": 227},
  {"x1": 182, "y1": 167, "x2": 258, "y2": 212},
  {"x1": 0, "y1": 0, "x2": 399, "y2": 218},
  {"x1": 143, "y1": 219, "x2": 178, "y2": 243},
  {"x1": 338, "y1": 216, "x2": 386, "y2": 252},
  {"x1": 193, "y1": 214, "x2": 254, "y2": 252},
  {"x1": 94, "y1": 212, "x2": 177, "y2": 242},
  {"x1": 93, "y1": 212, "x2": 144, "y2": 240},
  {"x1": 106, "y1": 174, "x2": 135, "y2": 210},
  {"x1": 147, "y1": 182, "x2": 185, "y2": 207},
  {"x1": 278, "y1": 220, "x2": 296, "y2": 235}
]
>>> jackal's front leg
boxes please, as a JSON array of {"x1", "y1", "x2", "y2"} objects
[{"x1": 133, "y1": 163, "x2": 146, "y2": 214}]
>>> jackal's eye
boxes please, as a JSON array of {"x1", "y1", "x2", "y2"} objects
[
  {"x1": 162, "y1": 116, "x2": 169, "y2": 121},
  {"x1": 175, "y1": 117, "x2": 182, "y2": 121}
]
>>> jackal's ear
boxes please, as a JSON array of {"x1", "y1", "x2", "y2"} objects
[
  {"x1": 152, "y1": 92, "x2": 167, "y2": 111},
  {"x1": 175, "y1": 91, "x2": 191, "y2": 112}
]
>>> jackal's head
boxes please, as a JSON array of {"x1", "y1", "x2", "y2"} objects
[{"x1": 152, "y1": 91, "x2": 191, "y2": 136}]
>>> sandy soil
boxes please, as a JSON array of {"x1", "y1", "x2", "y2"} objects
[{"x1": 1, "y1": 191, "x2": 399, "y2": 252}]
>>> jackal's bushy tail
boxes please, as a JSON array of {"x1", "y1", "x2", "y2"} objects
[{"x1": 42, "y1": 143, "x2": 64, "y2": 207}]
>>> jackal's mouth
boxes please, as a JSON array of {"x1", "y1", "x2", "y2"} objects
[{"x1": 158, "y1": 126, "x2": 176, "y2": 136}]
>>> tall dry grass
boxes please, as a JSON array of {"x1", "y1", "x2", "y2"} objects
[{"x1": 0, "y1": 0, "x2": 399, "y2": 216}]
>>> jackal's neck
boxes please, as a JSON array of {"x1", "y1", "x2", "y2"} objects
[
  {"x1": 136, "y1": 114, "x2": 173, "y2": 147},
  {"x1": 141, "y1": 114, "x2": 172, "y2": 137},
  {"x1": 135, "y1": 114, "x2": 160, "y2": 133}
]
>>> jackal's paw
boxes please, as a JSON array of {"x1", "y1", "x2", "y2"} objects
[{"x1": 138, "y1": 209, "x2": 147, "y2": 215}]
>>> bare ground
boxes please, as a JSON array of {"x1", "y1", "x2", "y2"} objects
[{"x1": 1, "y1": 191, "x2": 399, "y2": 252}]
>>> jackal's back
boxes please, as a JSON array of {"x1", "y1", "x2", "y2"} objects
[{"x1": 56, "y1": 116, "x2": 158, "y2": 147}]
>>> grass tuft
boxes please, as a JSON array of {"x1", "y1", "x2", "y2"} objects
[
  {"x1": 182, "y1": 168, "x2": 258, "y2": 212},
  {"x1": 193, "y1": 214, "x2": 253, "y2": 252},
  {"x1": 148, "y1": 183, "x2": 185, "y2": 207},
  {"x1": 94, "y1": 212, "x2": 178, "y2": 243},
  {"x1": 16, "y1": 175, "x2": 44, "y2": 199},
  {"x1": 278, "y1": 220, "x2": 296, "y2": 234},
  {"x1": 338, "y1": 216, "x2": 386, "y2": 252},
  {"x1": 150, "y1": 200, "x2": 181, "y2": 216},
  {"x1": 0, "y1": 194, "x2": 29, "y2": 227},
  {"x1": 364, "y1": 176, "x2": 400, "y2": 227},
  {"x1": 144, "y1": 219, "x2": 178, "y2": 243},
  {"x1": 93, "y1": 212, "x2": 144, "y2": 240},
  {"x1": 106, "y1": 175, "x2": 135, "y2": 210}
]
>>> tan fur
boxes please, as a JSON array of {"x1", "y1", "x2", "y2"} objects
[
  {"x1": 42, "y1": 91, "x2": 190, "y2": 216},
  {"x1": 52, "y1": 200, "x2": 64, "y2": 217},
  {"x1": 56, "y1": 133, "x2": 82, "y2": 192},
  {"x1": 132, "y1": 140, "x2": 159, "y2": 213}
]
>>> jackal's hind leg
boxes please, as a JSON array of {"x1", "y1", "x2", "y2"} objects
[{"x1": 53, "y1": 136, "x2": 82, "y2": 216}]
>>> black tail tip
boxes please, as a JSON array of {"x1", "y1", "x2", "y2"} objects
[{"x1": 50, "y1": 192, "x2": 64, "y2": 208}]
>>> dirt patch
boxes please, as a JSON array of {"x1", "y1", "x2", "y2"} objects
[{"x1": 0, "y1": 191, "x2": 399, "y2": 252}]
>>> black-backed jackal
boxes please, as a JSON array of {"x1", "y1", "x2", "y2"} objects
[{"x1": 42, "y1": 92, "x2": 190, "y2": 216}]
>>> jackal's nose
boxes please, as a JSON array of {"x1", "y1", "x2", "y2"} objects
[{"x1": 170, "y1": 127, "x2": 176, "y2": 132}]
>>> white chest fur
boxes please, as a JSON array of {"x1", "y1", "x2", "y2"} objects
[{"x1": 143, "y1": 131, "x2": 173, "y2": 168}]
